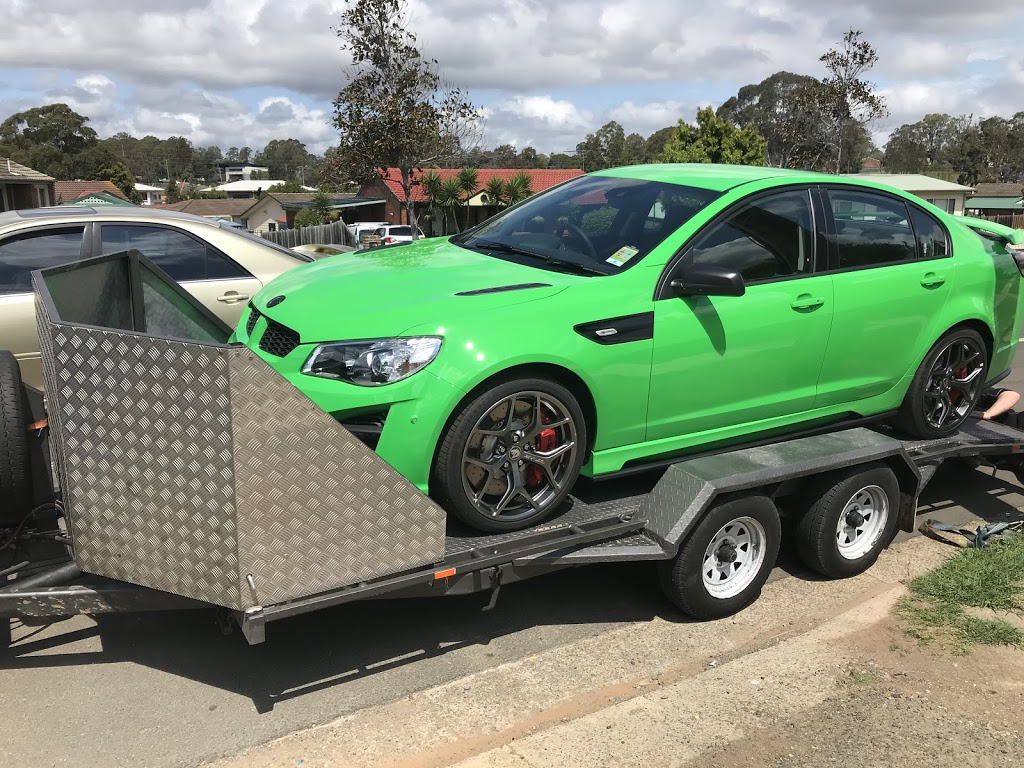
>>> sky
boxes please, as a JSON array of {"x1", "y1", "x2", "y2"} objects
[{"x1": 1, "y1": 0, "x2": 1022, "y2": 158}]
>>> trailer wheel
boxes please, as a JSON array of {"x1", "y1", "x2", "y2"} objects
[
  {"x1": 659, "y1": 495, "x2": 781, "y2": 620},
  {"x1": 0, "y1": 351, "x2": 32, "y2": 525},
  {"x1": 795, "y1": 463, "x2": 900, "y2": 579}
]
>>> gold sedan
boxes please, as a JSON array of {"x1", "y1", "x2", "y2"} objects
[{"x1": 0, "y1": 206, "x2": 312, "y2": 390}]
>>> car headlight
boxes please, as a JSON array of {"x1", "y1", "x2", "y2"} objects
[{"x1": 301, "y1": 337, "x2": 443, "y2": 386}]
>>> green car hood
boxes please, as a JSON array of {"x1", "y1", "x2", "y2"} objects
[{"x1": 251, "y1": 238, "x2": 573, "y2": 341}]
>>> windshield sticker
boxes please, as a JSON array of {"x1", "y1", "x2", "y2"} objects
[{"x1": 606, "y1": 246, "x2": 639, "y2": 267}]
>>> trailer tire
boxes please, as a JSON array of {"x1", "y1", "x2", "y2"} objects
[
  {"x1": 795, "y1": 463, "x2": 899, "y2": 579},
  {"x1": 0, "y1": 350, "x2": 32, "y2": 525},
  {"x1": 659, "y1": 494, "x2": 781, "y2": 620}
]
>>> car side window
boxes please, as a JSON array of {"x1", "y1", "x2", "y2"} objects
[
  {"x1": 827, "y1": 190, "x2": 916, "y2": 269},
  {"x1": 0, "y1": 227, "x2": 86, "y2": 294},
  {"x1": 100, "y1": 225, "x2": 249, "y2": 281},
  {"x1": 687, "y1": 190, "x2": 815, "y2": 282},
  {"x1": 909, "y1": 207, "x2": 950, "y2": 260}
]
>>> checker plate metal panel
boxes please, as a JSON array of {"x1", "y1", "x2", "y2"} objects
[{"x1": 229, "y1": 351, "x2": 446, "y2": 607}]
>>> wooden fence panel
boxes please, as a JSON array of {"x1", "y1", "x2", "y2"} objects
[{"x1": 258, "y1": 220, "x2": 357, "y2": 248}]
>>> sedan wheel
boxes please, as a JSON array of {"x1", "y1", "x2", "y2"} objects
[{"x1": 433, "y1": 377, "x2": 587, "y2": 532}]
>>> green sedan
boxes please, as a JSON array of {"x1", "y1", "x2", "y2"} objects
[{"x1": 237, "y1": 165, "x2": 1024, "y2": 532}]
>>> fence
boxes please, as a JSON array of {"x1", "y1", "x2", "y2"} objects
[
  {"x1": 980, "y1": 214, "x2": 1024, "y2": 229},
  {"x1": 259, "y1": 219, "x2": 357, "y2": 248}
]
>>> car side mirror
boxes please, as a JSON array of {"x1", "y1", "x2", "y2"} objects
[{"x1": 670, "y1": 265, "x2": 745, "y2": 298}]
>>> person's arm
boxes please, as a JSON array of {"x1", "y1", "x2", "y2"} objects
[{"x1": 982, "y1": 389, "x2": 1020, "y2": 420}]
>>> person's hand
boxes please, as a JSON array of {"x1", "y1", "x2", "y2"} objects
[{"x1": 982, "y1": 411, "x2": 992, "y2": 420}]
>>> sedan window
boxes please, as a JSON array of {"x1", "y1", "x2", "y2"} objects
[
  {"x1": 827, "y1": 190, "x2": 916, "y2": 268},
  {"x1": 909, "y1": 208, "x2": 950, "y2": 260},
  {"x1": 0, "y1": 227, "x2": 86, "y2": 294},
  {"x1": 688, "y1": 190, "x2": 814, "y2": 282},
  {"x1": 100, "y1": 225, "x2": 250, "y2": 281}
]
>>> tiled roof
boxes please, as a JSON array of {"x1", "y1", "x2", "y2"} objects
[
  {"x1": 973, "y1": 183, "x2": 1024, "y2": 198},
  {"x1": 0, "y1": 157, "x2": 54, "y2": 183},
  {"x1": 373, "y1": 168, "x2": 584, "y2": 202},
  {"x1": 158, "y1": 199, "x2": 256, "y2": 217},
  {"x1": 54, "y1": 180, "x2": 130, "y2": 203}
]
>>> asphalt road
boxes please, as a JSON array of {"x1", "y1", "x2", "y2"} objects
[{"x1": 3, "y1": 368, "x2": 1024, "y2": 768}]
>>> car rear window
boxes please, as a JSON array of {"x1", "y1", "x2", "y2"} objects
[{"x1": 389, "y1": 227, "x2": 412, "y2": 236}]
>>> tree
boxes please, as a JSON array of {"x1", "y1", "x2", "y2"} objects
[
  {"x1": 101, "y1": 161, "x2": 138, "y2": 201},
  {"x1": 164, "y1": 178, "x2": 182, "y2": 204},
  {"x1": 575, "y1": 120, "x2": 627, "y2": 171},
  {"x1": 267, "y1": 180, "x2": 307, "y2": 194},
  {"x1": 717, "y1": 72, "x2": 825, "y2": 168},
  {"x1": 814, "y1": 29, "x2": 888, "y2": 173},
  {"x1": 255, "y1": 138, "x2": 317, "y2": 182},
  {"x1": 331, "y1": 0, "x2": 480, "y2": 239},
  {"x1": 658, "y1": 108, "x2": 767, "y2": 165},
  {"x1": 484, "y1": 176, "x2": 506, "y2": 207},
  {"x1": 0, "y1": 103, "x2": 98, "y2": 155},
  {"x1": 643, "y1": 126, "x2": 676, "y2": 163},
  {"x1": 504, "y1": 171, "x2": 533, "y2": 205},
  {"x1": 456, "y1": 167, "x2": 478, "y2": 229}
]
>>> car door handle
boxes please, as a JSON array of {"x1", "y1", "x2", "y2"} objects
[
  {"x1": 790, "y1": 295, "x2": 825, "y2": 311},
  {"x1": 920, "y1": 273, "x2": 946, "y2": 288},
  {"x1": 217, "y1": 292, "x2": 249, "y2": 303}
]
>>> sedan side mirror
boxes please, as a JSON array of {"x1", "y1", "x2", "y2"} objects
[{"x1": 670, "y1": 265, "x2": 745, "y2": 298}]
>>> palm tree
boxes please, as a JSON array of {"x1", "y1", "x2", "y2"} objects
[
  {"x1": 504, "y1": 171, "x2": 533, "y2": 206},
  {"x1": 456, "y1": 167, "x2": 479, "y2": 230},
  {"x1": 439, "y1": 177, "x2": 464, "y2": 233},
  {"x1": 421, "y1": 170, "x2": 445, "y2": 235},
  {"x1": 484, "y1": 177, "x2": 506, "y2": 211}
]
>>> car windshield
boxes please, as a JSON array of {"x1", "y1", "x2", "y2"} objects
[{"x1": 452, "y1": 175, "x2": 721, "y2": 275}]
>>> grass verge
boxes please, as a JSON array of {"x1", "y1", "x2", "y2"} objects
[{"x1": 897, "y1": 532, "x2": 1024, "y2": 652}]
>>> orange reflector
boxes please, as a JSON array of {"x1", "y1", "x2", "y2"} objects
[
  {"x1": 434, "y1": 567, "x2": 456, "y2": 580},
  {"x1": 26, "y1": 419, "x2": 48, "y2": 431}
]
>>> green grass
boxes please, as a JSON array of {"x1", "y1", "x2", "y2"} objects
[{"x1": 897, "y1": 533, "x2": 1024, "y2": 653}]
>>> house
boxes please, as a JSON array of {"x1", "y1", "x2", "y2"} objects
[
  {"x1": 54, "y1": 181, "x2": 132, "y2": 205},
  {"x1": 207, "y1": 179, "x2": 305, "y2": 199},
  {"x1": 963, "y1": 182, "x2": 1024, "y2": 217},
  {"x1": 240, "y1": 192, "x2": 385, "y2": 233},
  {"x1": 134, "y1": 182, "x2": 164, "y2": 206},
  {"x1": 0, "y1": 157, "x2": 55, "y2": 212},
  {"x1": 58, "y1": 190, "x2": 135, "y2": 207},
  {"x1": 216, "y1": 162, "x2": 270, "y2": 183},
  {"x1": 158, "y1": 198, "x2": 258, "y2": 224},
  {"x1": 860, "y1": 157, "x2": 882, "y2": 172},
  {"x1": 846, "y1": 173, "x2": 974, "y2": 215},
  {"x1": 357, "y1": 168, "x2": 586, "y2": 232}
]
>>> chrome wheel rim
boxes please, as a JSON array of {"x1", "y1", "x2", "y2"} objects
[
  {"x1": 924, "y1": 337, "x2": 985, "y2": 430},
  {"x1": 836, "y1": 484, "x2": 889, "y2": 560},
  {"x1": 702, "y1": 517, "x2": 767, "y2": 599},
  {"x1": 461, "y1": 391, "x2": 577, "y2": 522}
]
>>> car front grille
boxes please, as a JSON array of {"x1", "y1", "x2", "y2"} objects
[
  {"x1": 245, "y1": 305, "x2": 261, "y2": 336},
  {"x1": 258, "y1": 317, "x2": 301, "y2": 357}
]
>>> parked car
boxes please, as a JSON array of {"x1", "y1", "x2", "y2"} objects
[
  {"x1": 239, "y1": 164, "x2": 1024, "y2": 533},
  {"x1": 346, "y1": 221, "x2": 388, "y2": 244},
  {"x1": 373, "y1": 224, "x2": 426, "y2": 244},
  {"x1": 290, "y1": 243, "x2": 357, "y2": 258},
  {"x1": 0, "y1": 206, "x2": 313, "y2": 390}
]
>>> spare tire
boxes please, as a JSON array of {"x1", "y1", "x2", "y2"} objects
[{"x1": 0, "y1": 351, "x2": 32, "y2": 524}]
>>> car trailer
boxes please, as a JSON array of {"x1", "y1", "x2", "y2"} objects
[{"x1": 2, "y1": 250, "x2": 1024, "y2": 645}]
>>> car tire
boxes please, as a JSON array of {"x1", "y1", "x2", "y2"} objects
[
  {"x1": 895, "y1": 327, "x2": 988, "y2": 439},
  {"x1": 0, "y1": 350, "x2": 33, "y2": 526},
  {"x1": 432, "y1": 376, "x2": 587, "y2": 533},
  {"x1": 659, "y1": 494, "x2": 781, "y2": 620},
  {"x1": 795, "y1": 463, "x2": 900, "y2": 579}
]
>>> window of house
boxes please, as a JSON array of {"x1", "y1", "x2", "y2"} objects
[
  {"x1": 34, "y1": 186, "x2": 49, "y2": 208},
  {"x1": 687, "y1": 190, "x2": 815, "y2": 282},
  {"x1": 100, "y1": 225, "x2": 249, "y2": 281},
  {"x1": 827, "y1": 190, "x2": 916, "y2": 269},
  {"x1": 0, "y1": 227, "x2": 86, "y2": 294},
  {"x1": 925, "y1": 198, "x2": 956, "y2": 214}
]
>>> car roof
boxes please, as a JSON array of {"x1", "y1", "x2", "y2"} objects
[
  {"x1": 593, "y1": 163, "x2": 829, "y2": 192},
  {"x1": 0, "y1": 205, "x2": 223, "y2": 230}
]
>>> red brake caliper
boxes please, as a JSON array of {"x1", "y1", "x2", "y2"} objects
[
  {"x1": 527, "y1": 409, "x2": 557, "y2": 487},
  {"x1": 950, "y1": 367, "x2": 968, "y2": 403}
]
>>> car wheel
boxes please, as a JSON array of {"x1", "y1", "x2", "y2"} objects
[
  {"x1": 433, "y1": 377, "x2": 587, "y2": 532},
  {"x1": 659, "y1": 494, "x2": 781, "y2": 620},
  {"x1": 795, "y1": 463, "x2": 900, "y2": 579},
  {"x1": 0, "y1": 350, "x2": 32, "y2": 526},
  {"x1": 895, "y1": 328, "x2": 988, "y2": 439}
]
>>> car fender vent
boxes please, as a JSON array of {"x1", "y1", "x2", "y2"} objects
[{"x1": 456, "y1": 283, "x2": 551, "y2": 296}]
